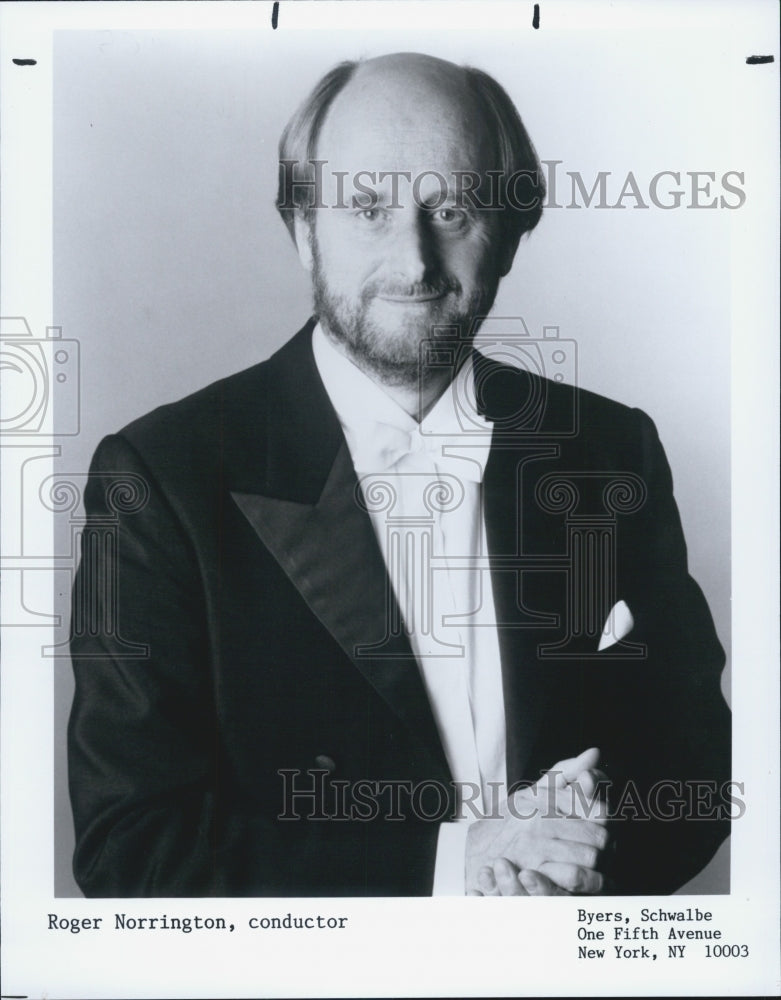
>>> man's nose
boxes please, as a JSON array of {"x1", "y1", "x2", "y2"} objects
[{"x1": 387, "y1": 211, "x2": 438, "y2": 284}]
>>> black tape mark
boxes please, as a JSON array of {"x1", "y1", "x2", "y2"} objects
[
  {"x1": 533, "y1": 3, "x2": 540, "y2": 29},
  {"x1": 12, "y1": 59, "x2": 37, "y2": 66},
  {"x1": 272, "y1": 1, "x2": 279, "y2": 29},
  {"x1": 745, "y1": 55, "x2": 774, "y2": 64}
]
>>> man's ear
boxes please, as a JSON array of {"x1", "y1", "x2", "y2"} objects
[{"x1": 293, "y1": 212, "x2": 314, "y2": 273}]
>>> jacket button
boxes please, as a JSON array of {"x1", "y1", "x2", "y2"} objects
[{"x1": 314, "y1": 755, "x2": 336, "y2": 774}]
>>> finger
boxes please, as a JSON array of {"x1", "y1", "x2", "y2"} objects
[
  {"x1": 519, "y1": 869, "x2": 570, "y2": 896},
  {"x1": 501, "y1": 813, "x2": 609, "y2": 851},
  {"x1": 530, "y1": 836, "x2": 602, "y2": 871},
  {"x1": 574, "y1": 767, "x2": 609, "y2": 806},
  {"x1": 577, "y1": 768, "x2": 607, "y2": 798},
  {"x1": 556, "y1": 747, "x2": 601, "y2": 785},
  {"x1": 535, "y1": 748, "x2": 601, "y2": 796},
  {"x1": 537, "y1": 862, "x2": 605, "y2": 895},
  {"x1": 478, "y1": 865, "x2": 501, "y2": 896},
  {"x1": 555, "y1": 770, "x2": 610, "y2": 822},
  {"x1": 512, "y1": 770, "x2": 603, "y2": 820},
  {"x1": 466, "y1": 888, "x2": 484, "y2": 897},
  {"x1": 492, "y1": 857, "x2": 528, "y2": 896},
  {"x1": 549, "y1": 817, "x2": 611, "y2": 851}
]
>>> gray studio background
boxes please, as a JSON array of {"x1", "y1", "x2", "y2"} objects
[{"x1": 53, "y1": 29, "x2": 732, "y2": 895}]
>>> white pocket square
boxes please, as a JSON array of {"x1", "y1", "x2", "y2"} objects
[{"x1": 597, "y1": 599, "x2": 634, "y2": 651}]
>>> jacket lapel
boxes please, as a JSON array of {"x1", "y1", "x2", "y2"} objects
[
  {"x1": 479, "y1": 358, "x2": 567, "y2": 788},
  {"x1": 483, "y1": 443, "x2": 558, "y2": 789},
  {"x1": 227, "y1": 322, "x2": 451, "y2": 784}
]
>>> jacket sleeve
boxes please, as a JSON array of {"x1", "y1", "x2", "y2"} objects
[
  {"x1": 604, "y1": 408, "x2": 732, "y2": 894},
  {"x1": 68, "y1": 433, "x2": 438, "y2": 897}
]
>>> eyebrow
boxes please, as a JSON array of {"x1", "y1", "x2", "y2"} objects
[{"x1": 349, "y1": 188, "x2": 478, "y2": 210}]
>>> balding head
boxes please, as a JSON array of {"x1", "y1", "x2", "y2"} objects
[
  {"x1": 313, "y1": 54, "x2": 499, "y2": 236},
  {"x1": 276, "y1": 51, "x2": 544, "y2": 254},
  {"x1": 316, "y1": 54, "x2": 496, "y2": 195}
]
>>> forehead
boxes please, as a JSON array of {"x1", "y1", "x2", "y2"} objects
[{"x1": 316, "y1": 62, "x2": 495, "y2": 178}]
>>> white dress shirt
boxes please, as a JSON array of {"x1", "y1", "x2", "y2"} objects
[{"x1": 312, "y1": 324, "x2": 507, "y2": 893}]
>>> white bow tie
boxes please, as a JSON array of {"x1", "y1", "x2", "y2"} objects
[{"x1": 351, "y1": 417, "x2": 493, "y2": 483}]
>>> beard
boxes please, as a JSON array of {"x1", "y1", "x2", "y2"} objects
[{"x1": 310, "y1": 236, "x2": 500, "y2": 388}]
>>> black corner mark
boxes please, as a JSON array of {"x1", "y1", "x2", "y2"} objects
[
  {"x1": 12, "y1": 58, "x2": 37, "y2": 66},
  {"x1": 745, "y1": 54, "x2": 774, "y2": 64},
  {"x1": 532, "y1": 3, "x2": 540, "y2": 29},
  {"x1": 272, "y1": 1, "x2": 279, "y2": 30}
]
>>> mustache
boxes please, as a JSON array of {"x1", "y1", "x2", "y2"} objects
[{"x1": 363, "y1": 278, "x2": 461, "y2": 299}]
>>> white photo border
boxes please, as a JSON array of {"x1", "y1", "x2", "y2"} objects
[{"x1": 1, "y1": 2, "x2": 778, "y2": 997}]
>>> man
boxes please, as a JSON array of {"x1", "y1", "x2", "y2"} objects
[{"x1": 68, "y1": 53, "x2": 731, "y2": 897}]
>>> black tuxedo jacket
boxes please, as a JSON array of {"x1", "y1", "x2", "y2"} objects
[{"x1": 69, "y1": 320, "x2": 731, "y2": 896}]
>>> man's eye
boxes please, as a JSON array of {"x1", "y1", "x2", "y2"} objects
[
  {"x1": 355, "y1": 208, "x2": 386, "y2": 223},
  {"x1": 431, "y1": 208, "x2": 466, "y2": 227}
]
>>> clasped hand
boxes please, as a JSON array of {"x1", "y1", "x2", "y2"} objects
[{"x1": 466, "y1": 747, "x2": 610, "y2": 896}]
